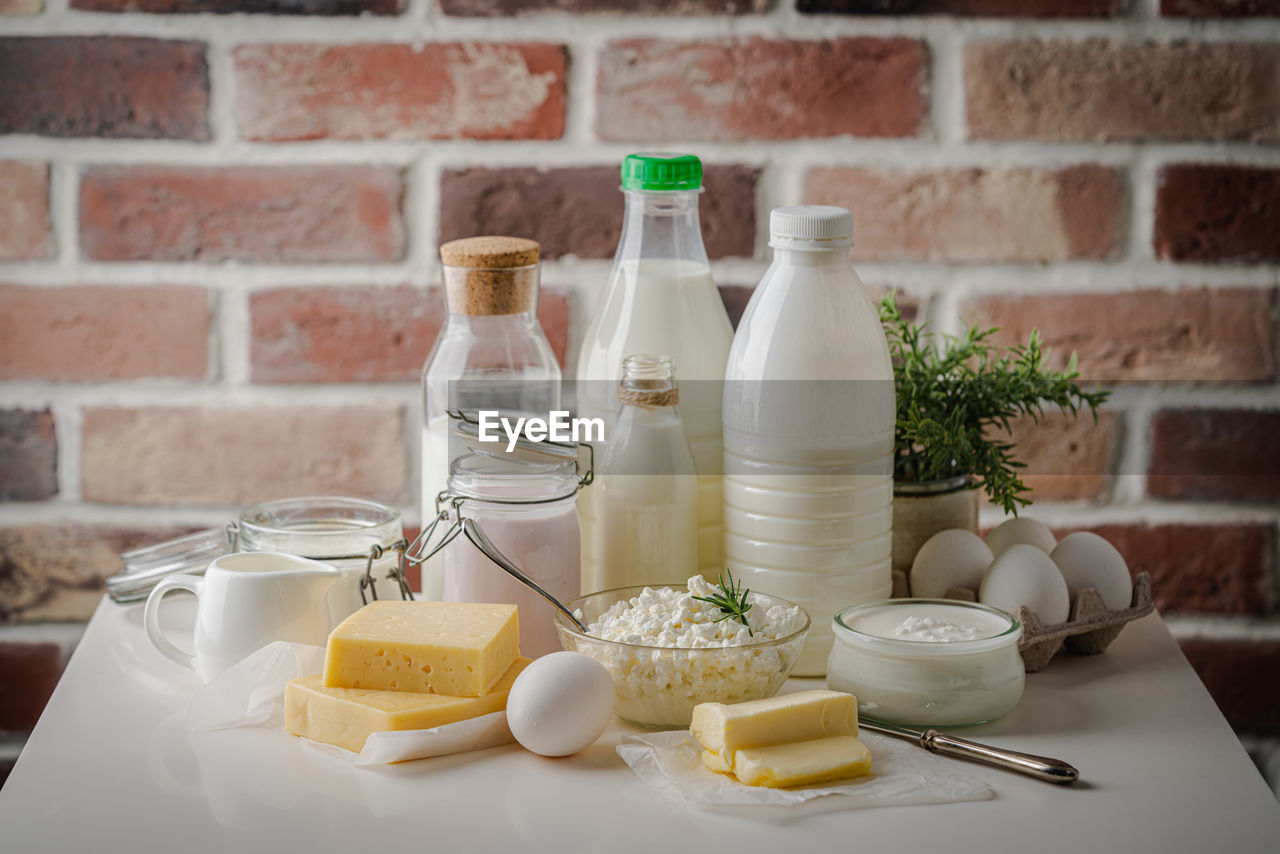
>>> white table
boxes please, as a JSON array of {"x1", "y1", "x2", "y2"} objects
[{"x1": 3, "y1": 597, "x2": 1278, "y2": 853}]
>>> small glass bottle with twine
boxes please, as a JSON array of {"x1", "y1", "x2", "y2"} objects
[{"x1": 596, "y1": 354, "x2": 699, "y2": 589}]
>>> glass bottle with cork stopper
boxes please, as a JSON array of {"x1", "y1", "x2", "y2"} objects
[{"x1": 420, "y1": 236, "x2": 562, "y2": 600}]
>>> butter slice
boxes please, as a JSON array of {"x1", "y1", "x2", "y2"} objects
[
  {"x1": 287, "y1": 657, "x2": 532, "y2": 753},
  {"x1": 701, "y1": 749, "x2": 732, "y2": 775},
  {"x1": 691, "y1": 690, "x2": 858, "y2": 771},
  {"x1": 323, "y1": 601, "x2": 519, "y2": 697},
  {"x1": 733, "y1": 736, "x2": 872, "y2": 788}
]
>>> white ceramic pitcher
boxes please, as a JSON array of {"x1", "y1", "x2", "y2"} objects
[{"x1": 144, "y1": 552, "x2": 342, "y2": 682}]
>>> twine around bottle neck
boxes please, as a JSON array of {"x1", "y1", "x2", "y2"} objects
[{"x1": 617, "y1": 386, "x2": 679, "y2": 408}]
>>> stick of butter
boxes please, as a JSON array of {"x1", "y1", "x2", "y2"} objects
[
  {"x1": 323, "y1": 601, "x2": 519, "y2": 697},
  {"x1": 733, "y1": 736, "x2": 873, "y2": 788},
  {"x1": 701, "y1": 749, "x2": 732, "y2": 775},
  {"x1": 690, "y1": 689, "x2": 858, "y2": 771},
  {"x1": 287, "y1": 657, "x2": 532, "y2": 753}
]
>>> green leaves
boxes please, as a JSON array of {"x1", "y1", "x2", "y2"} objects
[
  {"x1": 692, "y1": 571, "x2": 754, "y2": 637},
  {"x1": 880, "y1": 293, "x2": 1110, "y2": 515}
]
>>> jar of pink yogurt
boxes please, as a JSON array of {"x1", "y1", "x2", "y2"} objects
[{"x1": 441, "y1": 453, "x2": 581, "y2": 657}]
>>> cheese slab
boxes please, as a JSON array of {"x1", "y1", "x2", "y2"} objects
[
  {"x1": 287, "y1": 657, "x2": 532, "y2": 753},
  {"x1": 323, "y1": 601, "x2": 519, "y2": 697},
  {"x1": 690, "y1": 690, "x2": 858, "y2": 771},
  {"x1": 732, "y1": 736, "x2": 873, "y2": 788}
]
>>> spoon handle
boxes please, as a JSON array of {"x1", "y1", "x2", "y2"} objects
[
  {"x1": 860, "y1": 720, "x2": 1079, "y2": 785},
  {"x1": 925, "y1": 730, "x2": 1079, "y2": 785},
  {"x1": 460, "y1": 518, "x2": 589, "y2": 633}
]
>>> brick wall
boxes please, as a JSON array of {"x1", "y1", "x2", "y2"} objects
[{"x1": 1, "y1": 0, "x2": 1278, "y2": 794}]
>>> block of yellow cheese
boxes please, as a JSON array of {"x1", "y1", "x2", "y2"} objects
[
  {"x1": 690, "y1": 689, "x2": 858, "y2": 771},
  {"x1": 287, "y1": 657, "x2": 532, "y2": 753},
  {"x1": 732, "y1": 736, "x2": 873, "y2": 788},
  {"x1": 323, "y1": 601, "x2": 519, "y2": 697}
]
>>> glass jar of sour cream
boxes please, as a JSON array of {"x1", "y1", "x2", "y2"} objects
[
  {"x1": 441, "y1": 453, "x2": 581, "y2": 658},
  {"x1": 827, "y1": 599, "x2": 1024, "y2": 727}
]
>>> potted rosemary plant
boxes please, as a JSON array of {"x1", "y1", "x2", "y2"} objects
[{"x1": 879, "y1": 294, "x2": 1110, "y2": 572}]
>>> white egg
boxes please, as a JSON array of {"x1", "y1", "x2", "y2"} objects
[
  {"x1": 1051, "y1": 532, "x2": 1133, "y2": 611},
  {"x1": 506, "y1": 651, "x2": 615, "y2": 757},
  {"x1": 979, "y1": 544, "x2": 1071, "y2": 625},
  {"x1": 909, "y1": 529, "x2": 994, "y2": 599},
  {"x1": 985, "y1": 517, "x2": 1058, "y2": 557}
]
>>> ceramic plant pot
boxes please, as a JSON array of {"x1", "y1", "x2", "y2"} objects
[{"x1": 892, "y1": 476, "x2": 979, "y2": 575}]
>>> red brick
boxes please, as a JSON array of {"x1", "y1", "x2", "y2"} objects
[
  {"x1": 0, "y1": 523, "x2": 203, "y2": 622},
  {"x1": 538, "y1": 288, "x2": 571, "y2": 368},
  {"x1": 1162, "y1": 0, "x2": 1280, "y2": 15},
  {"x1": 1180, "y1": 640, "x2": 1280, "y2": 733},
  {"x1": 0, "y1": 162, "x2": 51, "y2": 261},
  {"x1": 597, "y1": 37, "x2": 926, "y2": 141},
  {"x1": 79, "y1": 165, "x2": 405, "y2": 263},
  {"x1": 989, "y1": 410, "x2": 1115, "y2": 503},
  {"x1": 798, "y1": 0, "x2": 1124, "y2": 13},
  {"x1": 1054, "y1": 523, "x2": 1275, "y2": 615},
  {"x1": 0, "y1": 285, "x2": 210, "y2": 381},
  {"x1": 962, "y1": 289, "x2": 1277, "y2": 383},
  {"x1": 250, "y1": 285, "x2": 572, "y2": 382},
  {"x1": 965, "y1": 40, "x2": 1280, "y2": 142},
  {"x1": 444, "y1": 0, "x2": 762, "y2": 10},
  {"x1": 0, "y1": 0, "x2": 41, "y2": 15},
  {"x1": 438, "y1": 165, "x2": 758, "y2": 260},
  {"x1": 719, "y1": 285, "x2": 753, "y2": 330},
  {"x1": 73, "y1": 0, "x2": 401, "y2": 12},
  {"x1": 1148, "y1": 409, "x2": 1280, "y2": 502},
  {"x1": 804, "y1": 165, "x2": 1120, "y2": 262},
  {"x1": 1154, "y1": 164, "x2": 1280, "y2": 263},
  {"x1": 82, "y1": 406, "x2": 408, "y2": 506},
  {"x1": 0, "y1": 643, "x2": 62, "y2": 732},
  {"x1": 234, "y1": 43, "x2": 565, "y2": 142},
  {"x1": 0, "y1": 37, "x2": 208, "y2": 140},
  {"x1": 0, "y1": 410, "x2": 56, "y2": 502}
]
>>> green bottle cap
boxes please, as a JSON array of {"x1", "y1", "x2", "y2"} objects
[{"x1": 620, "y1": 153, "x2": 703, "y2": 192}]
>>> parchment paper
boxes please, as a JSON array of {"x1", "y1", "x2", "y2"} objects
[
  {"x1": 184, "y1": 641, "x2": 514, "y2": 765},
  {"x1": 617, "y1": 730, "x2": 995, "y2": 809}
]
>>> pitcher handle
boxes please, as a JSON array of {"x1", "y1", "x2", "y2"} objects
[{"x1": 144, "y1": 573, "x2": 202, "y2": 671}]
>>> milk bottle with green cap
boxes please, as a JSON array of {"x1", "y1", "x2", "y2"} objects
[
  {"x1": 723, "y1": 205, "x2": 896, "y2": 677},
  {"x1": 576, "y1": 154, "x2": 733, "y2": 592}
]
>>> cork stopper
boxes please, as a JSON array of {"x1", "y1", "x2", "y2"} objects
[
  {"x1": 440, "y1": 236, "x2": 541, "y2": 316},
  {"x1": 440, "y1": 236, "x2": 540, "y2": 269}
]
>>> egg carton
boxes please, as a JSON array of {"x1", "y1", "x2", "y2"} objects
[{"x1": 889, "y1": 570, "x2": 1155, "y2": 672}]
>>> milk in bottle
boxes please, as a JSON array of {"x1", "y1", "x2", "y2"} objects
[
  {"x1": 722, "y1": 206, "x2": 895, "y2": 676},
  {"x1": 577, "y1": 154, "x2": 733, "y2": 592},
  {"x1": 598, "y1": 354, "x2": 699, "y2": 589}
]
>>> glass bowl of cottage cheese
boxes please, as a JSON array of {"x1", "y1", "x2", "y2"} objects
[{"x1": 554, "y1": 577, "x2": 810, "y2": 728}]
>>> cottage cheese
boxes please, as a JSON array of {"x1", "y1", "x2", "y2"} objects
[{"x1": 575, "y1": 577, "x2": 808, "y2": 727}]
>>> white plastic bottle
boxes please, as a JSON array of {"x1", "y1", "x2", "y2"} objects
[
  {"x1": 420, "y1": 236, "x2": 561, "y2": 600},
  {"x1": 576, "y1": 154, "x2": 733, "y2": 593},
  {"x1": 598, "y1": 354, "x2": 699, "y2": 589},
  {"x1": 722, "y1": 206, "x2": 895, "y2": 676}
]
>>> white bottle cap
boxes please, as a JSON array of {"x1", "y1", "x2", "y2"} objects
[{"x1": 769, "y1": 205, "x2": 854, "y2": 251}]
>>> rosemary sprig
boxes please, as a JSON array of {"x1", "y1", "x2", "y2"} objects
[
  {"x1": 692, "y1": 570, "x2": 754, "y2": 637},
  {"x1": 879, "y1": 292, "x2": 1111, "y2": 515}
]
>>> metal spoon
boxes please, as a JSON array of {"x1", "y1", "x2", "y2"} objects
[
  {"x1": 461, "y1": 518, "x2": 589, "y2": 633},
  {"x1": 861, "y1": 719, "x2": 1080, "y2": 785}
]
